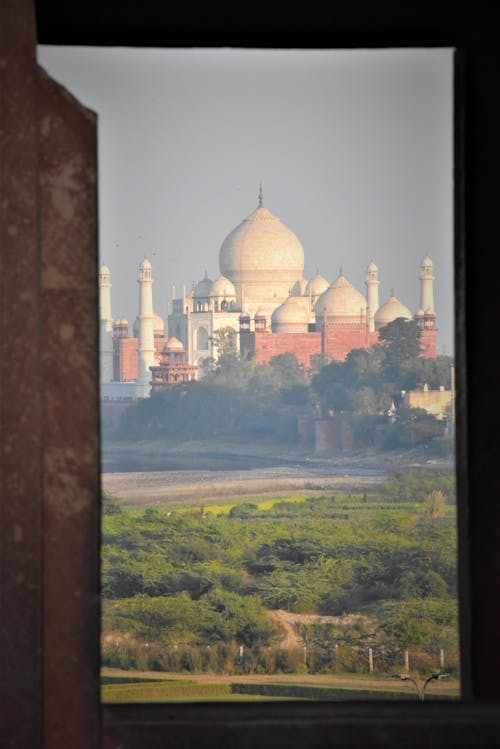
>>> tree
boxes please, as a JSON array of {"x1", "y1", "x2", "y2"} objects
[
  {"x1": 205, "y1": 327, "x2": 253, "y2": 388},
  {"x1": 378, "y1": 318, "x2": 422, "y2": 381}
]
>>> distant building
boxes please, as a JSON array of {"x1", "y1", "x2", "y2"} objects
[
  {"x1": 401, "y1": 383, "x2": 453, "y2": 421},
  {"x1": 99, "y1": 188, "x2": 438, "y2": 398},
  {"x1": 150, "y1": 338, "x2": 197, "y2": 393}
]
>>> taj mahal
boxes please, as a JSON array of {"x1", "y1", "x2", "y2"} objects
[{"x1": 99, "y1": 188, "x2": 437, "y2": 400}]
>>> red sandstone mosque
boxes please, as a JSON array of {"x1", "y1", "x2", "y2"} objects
[{"x1": 99, "y1": 188, "x2": 437, "y2": 399}]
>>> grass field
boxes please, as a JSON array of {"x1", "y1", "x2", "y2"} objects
[{"x1": 101, "y1": 668, "x2": 460, "y2": 703}]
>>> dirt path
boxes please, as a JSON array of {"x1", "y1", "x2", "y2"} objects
[{"x1": 268, "y1": 610, "x2": 371, "y2": 649}]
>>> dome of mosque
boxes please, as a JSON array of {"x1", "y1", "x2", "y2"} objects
[
  {"x1": 306, "y1": 273, "x2": 330, "y2": 297},
  {"x1": 153, "y1": 313, "x2": 165, "y2": 332},
  {"x1": 219, "y1": 204, "x2": 304, "y2": 284},
  {"x1": 99, "y1": 264, "x2": 110, "y2": 276},
  {"x1": 421, "y1": 255, "x2": 433, "y2": 266},
  {"x1": 271, "y1": 296, "x2": 309, "y2": 333},
  {"x1": 139, "y1": 258, "x2": 152, "y2": 270},
  {"x1": 374, "y1": 294, "x2": 412, "y2": 329},
  {"x1": 133, "y1": 310, "x2": 163, "y2": 337},
  {"x1": 210, "y1": 275, "x2": 236, "y2": 298},
  {"x1": 163, "y1": 337, "x2": 184, "y2": 352},
  {"x1": 367, "y1": 260, "x2": 378, "y2": 272},
  {"x1": 314, "y1": 273, "x2": 367, "y2": 322},
  {"x1": 193, "y1": 274, "x2": 214, "y2": 297}
]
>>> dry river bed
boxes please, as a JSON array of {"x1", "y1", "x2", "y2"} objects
[{"x1": 102, "y1": 464, "x2": 387, "y2": 507}]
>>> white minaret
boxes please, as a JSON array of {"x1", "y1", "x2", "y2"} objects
[
  {"x1": 98, "y1": 264, "x2": 114, "y2": 384},
  {"x1": 98, "y1": 264, "x2": 113, "y2": 331},
  {"x1": 136, "y1": 258, "x2": 155, "y2": 398},
  {"x1": 419, "y1": 255, "x2": 435, "y2": 312},
  {"x1": 365, "y1": 260, "x2": 380, "y2": 333}
]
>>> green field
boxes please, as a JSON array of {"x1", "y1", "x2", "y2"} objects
[
  {"x1": 101, "y1": 670, "x2": 459, "y2": 703},
  {"x1": 102, "y1": 467, "x2": 459, "y2": 685}
]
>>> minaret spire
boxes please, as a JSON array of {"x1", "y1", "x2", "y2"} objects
[
  {"x1": 137, "y1": 257, "x2": 155, "y2": 398},
  {"x1": 419, "y1": 256, "x2": 435, "y2": 312},
  {"x1": 258, "y1": 183, "x2": 264, "y2": 207},
  {"x1": 365, "y1": 260, "x2": 380, "y2": 334},
  {"x1": 98, "y1": 264, "x2": 113, "y2": 383}
]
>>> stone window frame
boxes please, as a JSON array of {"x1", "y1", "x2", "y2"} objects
[{"x1": 3, "y1": 2, "x2": 500, "y2": 748}]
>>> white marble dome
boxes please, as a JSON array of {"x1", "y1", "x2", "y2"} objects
[
  {"x1": 133, "y1": 311, "x2": 164, "y2": 337},
  {"x1": 271, "y1": 296, "x2": 309, "y2": 333},
  {"x1": 314, "y1": 273, "x2": 367, "y2": 323},
  {"x1": 210, "y1": 274, "x2": 236, "y2": 298},
  {"x1": 164, "y1": 336, "x2": 184, "y2": 351},
  {"x1": 153, "y1": 313, "x2": 165, "y2": 333},
  {"x1": 374, "y1": 294, "x2": 412, "y2": 329},
  {"x1": 193, "y1": 274, "x2": 214, "y2": 298},
  {"x1": 218, "y1": 202, "x2": 305, "y2": 309},
  {"x1": 306, "y1": 273, "x2": 330, "y2": 298}
]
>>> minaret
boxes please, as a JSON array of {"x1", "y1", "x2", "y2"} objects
[
  {"x1": 419, "y1": 255, "x2": 435, "y2": 312},
  {"x1": 136, "y1": 258, "x2": 155, "y2": 398},
  {"x1": 365, "y1": 260, "x2": 380, "y2": 333},
  {"x1": 416, "y1": 255, "x2": 437, "y2": 356},
  {"x1": 98, "y1": 264, "x2": 113, "y2": 332},
  {"x1": 98, "y1": 264, "x2": 113, "y2": 383}
]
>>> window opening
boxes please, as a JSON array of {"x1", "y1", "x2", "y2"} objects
[{"x1": 37, "y1": 45, "x2": 458, "y2": 705}]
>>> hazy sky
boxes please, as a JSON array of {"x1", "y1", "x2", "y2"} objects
[{"x1": 37, "y1": 47, "x2": 454, "y2": 353}]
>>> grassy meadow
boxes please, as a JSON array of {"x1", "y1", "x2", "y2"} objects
[{"x1": 101, "y1": 466, "x2": 459, "y2": 701}]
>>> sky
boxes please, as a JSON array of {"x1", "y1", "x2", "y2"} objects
[{"x1": 37, "y1": 46, "x2": 454, "y2": 354}]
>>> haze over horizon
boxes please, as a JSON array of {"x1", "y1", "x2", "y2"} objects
[{"x1": 37, "y1": 46, "x2": 454, "y2": 354}]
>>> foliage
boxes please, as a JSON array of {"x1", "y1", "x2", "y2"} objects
[{"x1": 102, "y1": 470, "x2": 458, "y2": 673}]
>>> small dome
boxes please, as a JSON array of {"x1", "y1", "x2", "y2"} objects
[
  {"x1": 210, "y1": 275, "x2": 236, "y2": 298},
  {"x1": 271, "y1": 296, "x2": 309, "y2": 328},
  {"x1": 367, "y1": 260, "x2": 378, "y2": 272},
  {"x1": 374, "y1": 294, "x2": 412, "y2": 329},
  {"x1": 306, "y1": 273, "x2": 330, "y2": 297},
  {"x1": 163, "y1": 337, "x2": 185, "y2": 352},
  {"x1": 193, "y1": 274, "x2": 213, "y2": 297},
  {"x1": 133, "y1": 311, "x2": 163, "y2": 337},
  {"x1": 114, "y1": 317, "x2": 128, "y2": 326},
  {"x1": 99, "y1": 264, "x2": 110, "y2": 276},
  {"x1": 153, "y1": 313, "x2": 165, "y2": 333},
  {"x1": 314, "y1": 273, "x2": 367, "y2": 321},
  {"x1": 421, "y1": 255, "x2": 433, "y2": 267},
  {"x1": 139, "y1": 258, "x2": 152, "y2": 270}
]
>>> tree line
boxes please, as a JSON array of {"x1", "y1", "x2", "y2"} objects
[{"x1": 110, "y1": 318, "x2": 453, "y2": 452}]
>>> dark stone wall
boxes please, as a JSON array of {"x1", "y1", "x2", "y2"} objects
[{"x1": 1, "y1": 4, "x2": 100, "y2": 747}]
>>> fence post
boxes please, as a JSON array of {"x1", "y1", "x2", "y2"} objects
[
  {"x1": 368, "y1": 647, "x2": 374, "y2": 673},
  {"x1": 439, "y1": 648, "x2": 445, "y2": 671},
  {"x1": 404, "y1": 649, "x2": 410, "y2": 672}
]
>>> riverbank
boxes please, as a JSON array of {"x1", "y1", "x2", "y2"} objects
[{"x1": 101, "y1": 440, "x2": 452, "y2": 507}]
